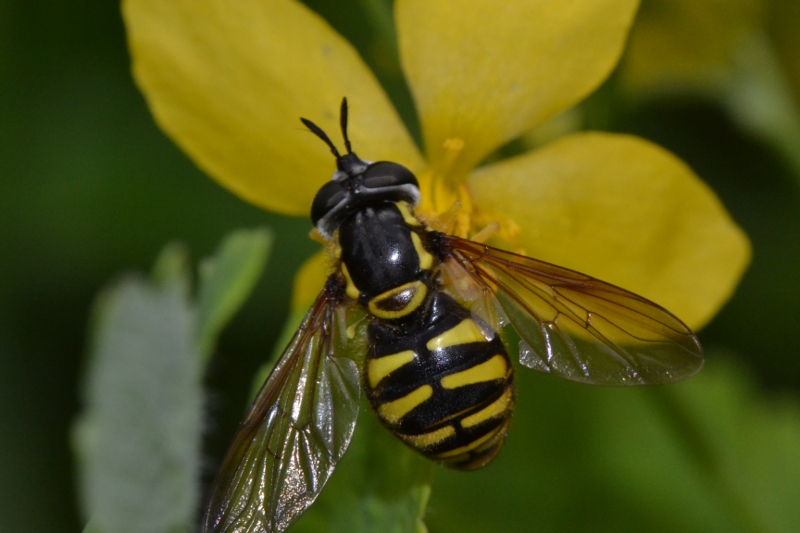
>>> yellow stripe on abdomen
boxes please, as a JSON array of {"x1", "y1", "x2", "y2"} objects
[
  {"x1": 402, "y1": 425, "x2": 455, "y2": 449},
  {"x1": 461, "y1": 387, "x2": 513, "y2": 428},
  {"x1": 440, "y1": 355, "x2": 508, "y2": 389},
  {"x1": 426, "y1": 319, "x2": 487, "y2": 351},
  {"x1": 434, "y1": 425, "x2": 501, "y2": 459},
  {"x1": 368, "y1": 350, "x2": 416, "y2": 388},
  {"x1": 378, "y1": 385, "x2": 433, "y2": 424}
]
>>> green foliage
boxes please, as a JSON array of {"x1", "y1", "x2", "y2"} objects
[
  {"x1": 427, "y1": 356, "x2": 800, "y2": 533},
  {"x1": 72, "y1": 229, "x2": 271, "y2": 533}
]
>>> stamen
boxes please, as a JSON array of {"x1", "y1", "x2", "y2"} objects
[
  {"x1": 470, "y1": 222, "x2": 500, "y2": 244},
  {"x1": 471, "y1": 209, "x2": 525, "y2": 254},
  {"x1": 426, "y1": 201, "x2": 462, "y2": 233}
]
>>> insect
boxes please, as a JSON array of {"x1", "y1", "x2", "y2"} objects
[{"x1": 203, "y1": 99, "x2": 703, "y2": 533}]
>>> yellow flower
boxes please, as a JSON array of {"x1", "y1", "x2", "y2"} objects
[{"x1": 123, "y1": 0, "x2": 749, "y2": 329}]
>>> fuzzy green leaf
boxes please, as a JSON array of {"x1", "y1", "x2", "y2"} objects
[
  {"x1": 73, "y1": 270, "x2": 200, "y2": 533},
  {"x1": 74, "y1": 230, "x2": 271, "y2": 533}
]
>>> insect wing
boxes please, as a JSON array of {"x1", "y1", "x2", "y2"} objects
[
  {"x1": 441, "y1": 236, "x2": 703, "y2": 385},
  {"x1": 203, "y1": 288, "x2": 366, "y2": 533}
]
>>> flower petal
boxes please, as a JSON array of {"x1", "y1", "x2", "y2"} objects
[
  {"x1": 468, "y1": 133, "x2": 750, "y2": 329},
  {"x1": 396, "y1": 0, "x2": 638, "y2": 182},
  {"x1": 290, "y1": 250, "x2": 333, "y2": 312},
  {"x1": 123, "y1": 0, "x2": 423, "y2": 216}
]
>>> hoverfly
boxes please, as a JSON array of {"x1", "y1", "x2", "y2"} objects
[{"x1": 203, "y1": 99, "x2": 703, "y2": 533}]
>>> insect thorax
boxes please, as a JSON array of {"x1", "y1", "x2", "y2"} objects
[{"x1": 335, "y1": 201, "x2": 435, "y2": 320}]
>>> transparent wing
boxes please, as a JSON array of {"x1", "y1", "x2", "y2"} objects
[
  {"x1": 441, "y1": 235, "x2": 703, "y2": 385},
  {"x1": 203, "y1": 284, "x2": 367, "y2": 533}
]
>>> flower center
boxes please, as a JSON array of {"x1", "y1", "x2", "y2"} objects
[{"x1": 416, "y1": 137, "x2": 522, "y2": 249}]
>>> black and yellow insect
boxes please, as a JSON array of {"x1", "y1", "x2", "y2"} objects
[{"x1": 203, "y1": 99, "x2": 703, "y2": 533}]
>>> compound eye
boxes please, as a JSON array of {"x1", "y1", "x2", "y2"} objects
[
  {"x1": 362, "y1": 162, "x2": 419, "y2": 190},
  {"x1": 310, "y1": 180, "x2": 346, "y2": 226}
]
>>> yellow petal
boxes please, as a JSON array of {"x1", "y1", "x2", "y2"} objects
[
  {"x1": 123, "y1": 0, "x2": 423, "y2": 216},
  {"x1": 396, "y1": 0, "x2": 638, "y2": 182},
  {"x1": 468, "y1": 133, "x2": 750, "y2": 329},
  {"x1": 290, "y1": 250, "x2": 333, "y2": 312}
]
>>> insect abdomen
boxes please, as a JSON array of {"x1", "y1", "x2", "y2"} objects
[{"x1": 366, "y1": 292, "x2": 515, "y2": 470}]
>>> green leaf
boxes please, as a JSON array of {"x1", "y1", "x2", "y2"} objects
[
  {"x1": 722, "y1": 33, "x2": 800, "y2": 183},
  {"x1": 73, "y1": 229, "x2": 271, "y2": 533},
  {"x1": 73, "y1": 271, "x2": 200, "y2": 533},
  {"x1": 196, "y1": 227, "x2": 272, "y2": 360},
  {"x1": 652, "y1": 356, "x2": 800, "y2": 533},
  {"x1": 426, "y1": 355, "x2": 800, "y2": 533}
]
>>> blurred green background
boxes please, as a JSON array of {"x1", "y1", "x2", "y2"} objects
[{"x1": 2, "y1": 0, "x2": 799, "y2": 531}]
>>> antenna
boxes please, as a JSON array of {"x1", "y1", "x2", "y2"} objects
[
  {"x1": 339, "y1": 97, "x2": 352, "y2": 154},
  {"x1": 300, "y1": 117, "x2": 341, "y2": 158}
]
